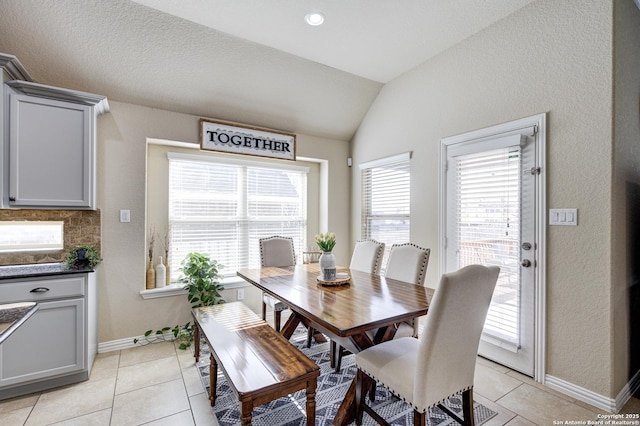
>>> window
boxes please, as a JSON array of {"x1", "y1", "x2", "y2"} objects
[
  {"x1": 0, "y1": 221, "x2": 64, "y2": 252},
  {"x1": 167, "y1": 152, "x2": 308, "y2": 280},
  {"x1": 360, "y1": 152, "x2": 411, "y2": 267}
]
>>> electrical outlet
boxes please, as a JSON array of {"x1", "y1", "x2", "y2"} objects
[{"x1": 237, "y1": 288, "x2": 244, "y2": 300}]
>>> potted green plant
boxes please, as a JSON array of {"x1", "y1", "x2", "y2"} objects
[
  {"x1": 180, "y1": 252, "x2": 225, "y2": 308},
  {"x1": 134, "y1": 252, "x2": 225, "y2": 349},
  {"x1": 64, "y1": 245, "x2": 102, "y2": 270}
]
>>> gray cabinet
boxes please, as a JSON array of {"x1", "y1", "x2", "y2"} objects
[
  {"x1": 0, "y1": 273, "x2": 97, "y2": 399},
  {"x1": 0, "y1": 53, "x2": 32, "y2": 210},
  {"x1": 3, "y1": 81, "x2": 109, "y2": 209}
]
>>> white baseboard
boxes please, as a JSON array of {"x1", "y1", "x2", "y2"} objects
[
  {"x1": 98, "y1": 333, "x2": 175, "y2": 353},
  {"x1": 545, "y1": 369, "x2": 640, "y2": 413},
  {"x1": 98, "y1": 336, "x2": 142, "y2": 353}
]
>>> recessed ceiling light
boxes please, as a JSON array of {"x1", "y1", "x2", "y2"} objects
[{"x1": 305, "y1": 12, "x2": 325, "y2": 26}]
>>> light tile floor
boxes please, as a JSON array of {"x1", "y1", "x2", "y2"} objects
[{"x1": 0, "y1": 317, "x2": 638, "y2": 425}]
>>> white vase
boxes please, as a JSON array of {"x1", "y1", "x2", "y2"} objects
[
  {"x1": 319, "y1": 252, "x2": 336, "y2": 281},
  {"x1": 155, "y1": 256, "x2": 166, "y2": 288}
]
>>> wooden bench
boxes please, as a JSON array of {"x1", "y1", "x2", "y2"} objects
[{"x1": 192, "y1": 301, "x2": 320, "y2": 426}]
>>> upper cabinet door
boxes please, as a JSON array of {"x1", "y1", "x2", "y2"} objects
[{"x1": 9, "y1": 94, "x2": 94, "y2": 209}]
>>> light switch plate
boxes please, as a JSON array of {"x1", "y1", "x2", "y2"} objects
[
  {"x1": 549, "y1": 208, "x2": 577, "y2": 226},
  {"x1": 119, "y1": 209, "x2": 131, "y2": 223}
]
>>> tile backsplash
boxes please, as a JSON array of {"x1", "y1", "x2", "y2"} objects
[{"x1": 0, "y1": 209, "x2": 101, "y2": 266}]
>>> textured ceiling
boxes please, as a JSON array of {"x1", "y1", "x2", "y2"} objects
[
  {"x1": 131, "y1": 0, "x2": 536, "y2": 83},
  {"x1": 0, "y1": 0, "x2": 534, "y2": 141}
]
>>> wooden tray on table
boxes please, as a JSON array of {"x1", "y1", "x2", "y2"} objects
[{"x1": 316, "y1": 272, "x2": 350, "y2": 286}]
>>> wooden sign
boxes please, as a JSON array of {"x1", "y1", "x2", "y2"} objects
[{"x1": 200, "y1": 119, "x2": 296, "y2": 161}]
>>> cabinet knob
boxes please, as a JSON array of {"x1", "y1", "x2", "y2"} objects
[
  {"x1": 9, "y1": 196, "x2": 15, "y2": 202},
  {"x1": 30, "y1": 287, "x2": 50, "y2": 293}
]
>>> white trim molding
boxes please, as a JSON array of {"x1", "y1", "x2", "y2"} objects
[
  {"x1": 99, "y1": 336, "x2": 142, "y2": 353},
  {"x1": 545, "y1": 370, "x2": 640, "y2": 413},
  {"x1": 358, "y1": 151, "x2": 411, "y2": 170},
  {"x1": 140, "y1": 276, "x2": 249, "y2": 299}
]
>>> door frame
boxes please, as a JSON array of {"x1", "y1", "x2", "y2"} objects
[{"x1": 438, "y1": 113, "x2": 546, "y2": 383}]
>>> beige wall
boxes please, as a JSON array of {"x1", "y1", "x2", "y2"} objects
[
  {"x1": 96, "y1": 101, "x2": 350, "y2": 343},
  {"x1": 612, "y1": 0, "x2": 640, "y2": 395},
  {"x1": 351, "y1": 0, "x2": 622, "y2": 398}
]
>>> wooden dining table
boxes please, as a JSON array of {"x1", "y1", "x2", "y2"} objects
[{"x1": 236, "y1": 263, "x2": 433, "y2": 425}]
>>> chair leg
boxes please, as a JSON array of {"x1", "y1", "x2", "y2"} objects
[
  {"x1": 369, "y1": 378, "x2": 376, "y2": 402},
  {"x1": 330, "y1": 340, "x2": 336, "y2": 368},
  {"x1": 335, "y1": 344, "x2": 343, "y2": 373},
  {"x1": 462, "y1": 388, "x2": 475, "y2": 426},
  {"x1": 355, "y1": 369, "x2": 366, "y2": 425},
  {"x1": 413, "y1": 409, "x2": 426, "y2": 426},
  {"x1": 274, "y1": 310, "x2": 282, "y2": 332},
  {"x1": 306, "y1": 326, "x2": 313, "y2": 348}
]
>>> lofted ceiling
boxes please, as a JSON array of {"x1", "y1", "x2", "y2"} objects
[{"x1": 0, "y1": 0, "x2": 535, "y2": 141}]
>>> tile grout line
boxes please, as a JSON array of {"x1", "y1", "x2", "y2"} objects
[{"x1": 108, "y1": 349, "x2": 122, "y2": 425}]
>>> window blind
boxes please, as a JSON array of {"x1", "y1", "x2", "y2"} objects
[
  {"x1": 454, "y1": 146, "x2": 521, "y2": 347},
  {"x1": 168, "y1": 154, "x2": 307, "y2": 280},
  {"x1": 360, "y1": 153, "x2": 411, "y2": 268}
]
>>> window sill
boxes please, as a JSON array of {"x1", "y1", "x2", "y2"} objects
[{"x1": 139, "y1": 276, "x2": 249, "y2": 300}]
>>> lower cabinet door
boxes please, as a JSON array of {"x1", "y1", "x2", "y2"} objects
[{"x1": 0, "y1": 298, "x2": 85, "y2": 387}]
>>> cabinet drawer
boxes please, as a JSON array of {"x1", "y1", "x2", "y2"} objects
[{"x1": 0, "y1": 276, "x2": 85, "y2": 303}]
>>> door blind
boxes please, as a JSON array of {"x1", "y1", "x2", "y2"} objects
[
  {"x1": 168, "y1": 155, "x2": 307, "y2": 280},
  {"x1": 454, "y1": 146, "x2": 521, "y2": 347}
]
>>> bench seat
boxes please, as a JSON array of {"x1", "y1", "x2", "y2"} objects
[{"x1": 192, "y1": 301, "x2": 320, "y2": 425}]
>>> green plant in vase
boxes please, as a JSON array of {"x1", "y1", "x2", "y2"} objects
[
  {"x1": 315, "y1": 232, "x2": 337, "y2": 281},
  {"x1": 64, "y1": 245, "x2": 102, "y2": 270}
]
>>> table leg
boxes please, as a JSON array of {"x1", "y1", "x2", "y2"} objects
[
  {"x1": 280, "y1": 311, "x2": 303, "y2": 339},
  {"x1": 209, "y1": 354, "x2": 217, "y2": 406},
  {"x1": 299, "y1": 317, "x2": 327, "y2": 344},
  {"x1": 311, "y1": 328, "x2": 327, "y2": 343},
  {"x1": 333, "y1": 379, "x2": 357, "y2": 425},
  {"x1": 193, "y1": 323, "x2": 200, "y2": 362},
  {"x1": 332, "y1": 333, "x2": 377, "y2": 425}
]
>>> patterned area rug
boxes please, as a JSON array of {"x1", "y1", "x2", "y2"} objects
[{"x1": 195, "y1": 328, "x2": 497, "y2": 425}]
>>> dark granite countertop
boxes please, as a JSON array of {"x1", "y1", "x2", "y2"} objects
[
  {"x1": 0, "y1": 302, "x2": 39, "y2": 345},
  {"x1": 0, "y1": 263, "x2": 94, "y2": 280}
]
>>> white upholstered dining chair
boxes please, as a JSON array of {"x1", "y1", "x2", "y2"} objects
[
  {"x1": 349, "y1": 239, "x2": 385, "y2": 274},
  {"x1": 354, "y1": 264, "x2": 500, "y2": 426},
  {"x1": 331, "y1": 239, "x2": 385, "y2": 371},
  {"x1": 384, "y1": 243, "x2": 431, "y2": 338},
  {"x1": 259, "y1": 236, "x2": 296, "y2": 332}
]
